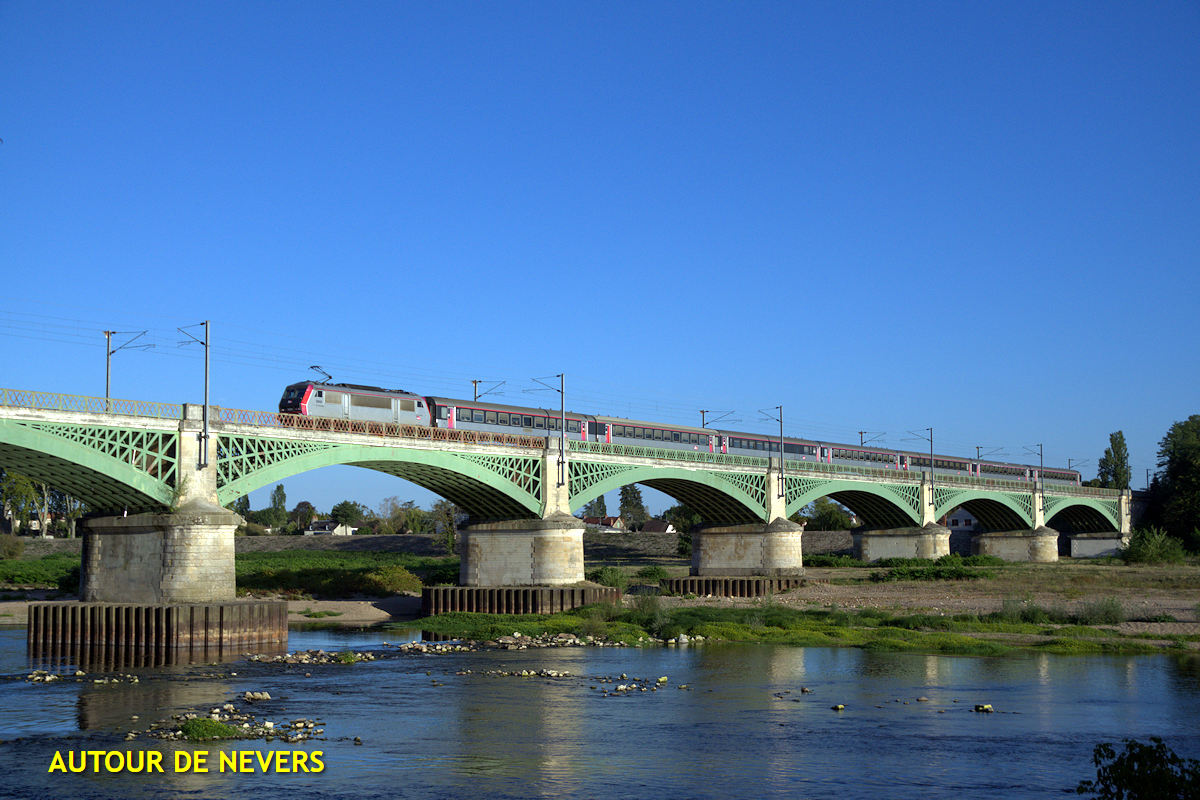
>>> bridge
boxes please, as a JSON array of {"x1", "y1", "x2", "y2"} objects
[{"x1": 0, "y1": 387, "x2": 1129, "y2": 606}]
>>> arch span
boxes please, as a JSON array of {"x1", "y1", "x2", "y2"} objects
[
  {"x1": 786, "y1": 478, "x2": 922, "y2": 529},
  {"x1": 569, "y1": 462, "x2": 765, "y2": 524},
  {"x1": 0, "y1": 420, "x2": 176, "y2": 513},
  {"x1": 1044, "y1": 498, "x2": 1120, "y2": 532},
  {"x1": 934, "y1": 489, "x2": 1034, "y2": 531},
  {"x1": 217, "y1": 438, "x2": 543, "y2": 521}
]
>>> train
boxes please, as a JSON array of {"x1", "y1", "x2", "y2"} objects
[{"x1": 278, "y1": 380, "x2": 1082, "y2": 486}]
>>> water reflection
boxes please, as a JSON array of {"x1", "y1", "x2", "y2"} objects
[{"x1": 2, "y1": 629, "x2": 1199, "y2": 800}]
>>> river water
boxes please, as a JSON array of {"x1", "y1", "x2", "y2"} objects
[{"x1": 1, "y1": 626, "x2": 1198, "y2": 800}]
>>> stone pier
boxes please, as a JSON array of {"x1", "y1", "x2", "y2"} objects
[
  {"x1": 972, "y1": 527, "x2": 1060, "y2": 562},
  {"x1": 690, "y1": 458, "x2": 805, "y2": 578},
  {"x1": 854, "y1": 524, "x2": 951, "y2": 562},
  {"x1": 30, "y1": 404, "x2": 286, "y2": 657},
  {"x1": 459, "y1": 513, "x2": 585, "y2": 586}
]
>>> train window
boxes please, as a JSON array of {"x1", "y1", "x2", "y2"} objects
[
  {"x1": 324, "y1": 391, "x2": 343, "y2": 405},
  {"x1": 549, "y1": 418, "x2": 560, "y2": 431},
  {"x1": 671, "y1": 431, "x2": 680, "y2": 442},
  {"x1": 634, "y1": 427, "x2": 644, "y2": 438},
  {"x1": 522, "y1": 415, "x2": 533, "y2": 427},
  {"x1": 534, "y1": 417, "x2": 545, "y2": 429},
  {"x1": 498, "y1": 413, "x2": 509, "y2": 425},
  {"x1": 652, "y1": 429, "x2": 661, "y2": 440},
  {"x1": 458, "y1": 407, "x2": 469, "y2": 420},
  {"x1": 314, "y1": 391, "x2": 324, "y2": 401},
  {"x1": 567, "y1": 420, "x2": 579, "y2": 433},
  {"x1": 438, "y1": 407, "x2": 449, "y2": 419},
  {"x1": 393, "y1": 398, "x2": 414, "y2": 412},
  {"x1": 485, "y1": 411, "x2": 497, "y2": 424},
  {"x1": 417, "y1": 400, "x2": 424, "y2": 408}
]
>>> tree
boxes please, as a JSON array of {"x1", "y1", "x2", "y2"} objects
[
  {"x1": 581, "y1": 494, "x2": 608, "y2": 519},
  {"x1": 1, "y1": 472, "x2": 36, "y2": 535},
  {"x1": 330, "y1": 500, "x2": 367, "y2": 527},
  {"x1": 231, "y1": 495, "x2": 251, "y2": 517},
  {"x1": 1097, "y1": 431, "x2": 1131, "y2": 490},
  {"x1": 289, "y1": 501, "x2": 317, "y2": 530},
  {"x1": 1156, "y1": 415, "x2": 1200, "y2": 542},
  {"x1": 34, "y1": 483, "x2": 53, "y2": 536},
  {"x1": 619, "y1": 485, "x2": 649, "y2": 530},
  {"x1": 663, "y1": 502, "x2": 704, "y2": 556},
  {"x1": 47, "y1": 488, "x2": 84, "y2": 538},
  {"x1": 269, "y1": 484, "x2": 287, "y2": 515},
  {"x1": 430, "y1": 499, "x2": 463, "y2": 554},
  {"x1": 796, "y1": 497, "x2": 854, "y2": 531},
  {"x1": 1076, "y1": 737, "x2": 1200, "y2": 799}
]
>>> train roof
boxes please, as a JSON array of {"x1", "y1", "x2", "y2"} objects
[
  {"x1": 285, "y1": 380, "x2": 418, "y2": 396},
  {"x1": 592, "y1": 414, "x2": 713, "y2": 436},
  {"x1": 425, "y1": 396, "x2": 595, "y2": 419}
]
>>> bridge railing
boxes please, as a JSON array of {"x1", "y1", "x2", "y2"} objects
[
  {"x1": 784, "y1": 458, "x2": 923, "y2": 483},
  {"x1": 569, "y1": 440, "x2": 773, "y2": 468},
  {"x1": 0, "y1": 388, "x2": 183, "y2": 420},
  {"x1": 214, "y1": 407, "x2": 547, "y2": 449}
]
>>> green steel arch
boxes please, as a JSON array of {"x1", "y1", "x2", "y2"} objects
[
  {"x1": 785, "y1": 476, "x2": 923, "y2": 529},
  {"x1": 0, "y1": 419, "x2": 177, "y2": 513},
  {"x1": 569, "y1": 460, "x2": 767, "y2": 524},
  {"x1": 934, "y1": 488, "x2": 1034, "y2": 531},
  {"x1": 1043, "y1": 495, "x2": 1120, "y2": 532},
  {"x1": 216, "y1": 435, "x2": 543, "y2": 521}
]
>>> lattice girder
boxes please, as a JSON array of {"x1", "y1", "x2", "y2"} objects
[
  {"x1": 569, "y1": 461, "x2": 767, "y2": 523},
  {"x1": 216, "y1": 438, "x2": 543, "y2": 520},
  {"x1": 0, "y1": 420, "x2": 177, "y2": 513},
  {"x1": 1043, "y1": 495, "x2": 1120, "y2": 532},
  {"x1": 934, "y1": 488, "x2": 1033, "y2": 531},
  {"x1": 785, "y1": 477, "x2": 922, "y2": 529}
]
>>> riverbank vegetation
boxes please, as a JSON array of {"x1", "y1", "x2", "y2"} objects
[{"x1": 410, "y1": 597, "x2": 1200, "y2": 657}]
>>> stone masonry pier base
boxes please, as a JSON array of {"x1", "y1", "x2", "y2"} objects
[
  {"x1": 854, "y1": 524, "x2": 951, "y2": 562},
  {"x1": 691, "y1": 518, "x2": 805, "y2": 577},
  {"x1": 82, "y1": 499, "x2": 241, "y2": 604},
  {"x1": 971, "y1": 527, "x2": 1059, "y2": 562},
  {"x1": 459, "y1": 513, "x2": 584, "y2": 586}
]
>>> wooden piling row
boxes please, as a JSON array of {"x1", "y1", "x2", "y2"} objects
[
  {"x1": 421, "y1": 585, "x2": 620, "y2": 616},
  {"x1": 662, "y1": 576, "x2": 806, "y2": 598},
  {"x1": 27, "y1": 601, "x2": 288, "y2": 667}
]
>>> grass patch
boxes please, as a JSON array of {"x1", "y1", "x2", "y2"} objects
[
  {"x1": 413, "y1": 599, "x2": 1180, "y2": 657},
  {"x1": 180, "y1": 718, "x2": 240, "y2": 741},
  {"x1": 870, "y1": 564, "x2": 994, "y2": 582},
  {"x1": 294, "y1": 608, "x2": 344, "y2": 619},
  {"x1": 0, "y1": 553, "x2": 79, "y2": 587},
  {"x1": 235, "y1": 551, "x2": 454, "y2": 597}
]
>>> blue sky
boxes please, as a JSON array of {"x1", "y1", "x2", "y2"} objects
[{"x1": 2, "y1": 2, "x2": 1197, "y2": 515}]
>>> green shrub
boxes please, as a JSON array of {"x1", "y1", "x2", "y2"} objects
[
  {"x1": 586, "y1": 566, "x2": 628, "y2": 590},
  {"x1": 960, "y1": 554, "x2": 1006, "y2": 567},
  {"x1": 635, "y1": 565, "x2": 669, "y2": 583},
  {"x1": 180, "y1": 718, "x2": 239, "y2": 741},
  {"x1": 359, "y1": 565, "x2": 422, "y2": 595},
  {"x1": 803, "y1": 554, "x2": 863, "y2": 568},
  {"x1": 0, "y1": 534, "x2": 24, "y2": 560},
  {"x1": 1074, "y1": 597, "x2": 1125, "y2": 626},
  {"x1": 57, "y1": 565, "x2": 80, "y2": 593},
  {"x1": 870, "y1": 564, "x2": 991, "y2": 582},
  {"x1": 1121, "y1": 527, "x2": 1186, "y2": 565}
]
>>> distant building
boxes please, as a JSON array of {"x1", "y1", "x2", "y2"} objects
[
  {"x1": 305, "y1": 519, "x2": 357, "y2": 536},
  {"x1": 641, "y1": 519, "x2": 676, "y2": 534},
  {"x1": 945, "y1": 508, "x2": 978, "y2": 531},
  {"x1": 582, "y1": 516, "x2": 626, "y2": 531}
]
